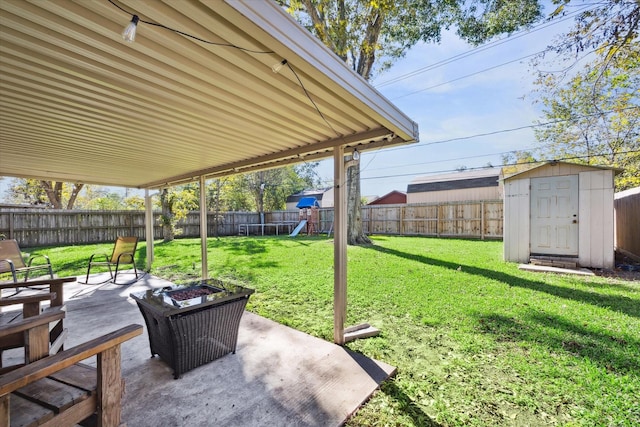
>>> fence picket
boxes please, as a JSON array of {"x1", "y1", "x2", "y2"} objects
[{"x1": 0, "y1": 200, "x2": 504, "y2": 246}]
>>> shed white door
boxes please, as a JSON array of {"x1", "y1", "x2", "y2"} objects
[{"x1": 530, "y1": 175, "x2": 578, "y2": 256}]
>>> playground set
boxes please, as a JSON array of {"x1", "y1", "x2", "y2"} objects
[{"x1": 289, "y1": 197, "x2": 319, "y2": 237}]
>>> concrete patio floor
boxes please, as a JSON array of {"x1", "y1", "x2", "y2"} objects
[{"x1": 3, "y1": 274, "x2": 396, "y2": 426}]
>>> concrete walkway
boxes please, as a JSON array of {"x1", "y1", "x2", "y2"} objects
[{"x1": 4, "y1": 274, "x2": 396, "y2": 426}]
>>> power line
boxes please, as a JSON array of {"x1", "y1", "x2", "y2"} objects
[
  {"x1": 373, "y1": 5, "x2": 593, "y2": 89},
  {"x1": 356, "y1": 150, "x2": 639, "y2": 182},
  {"x1": 383, "y1": 106, "x2": 640, "y2": 152},
  {"x1": 390, "y1": 50, "x2": 545, "y2": 100}
]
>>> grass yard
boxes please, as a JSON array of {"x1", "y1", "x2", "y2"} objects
[{"x1": 27, "y1": 235, "x2": 640, "y2": 426}]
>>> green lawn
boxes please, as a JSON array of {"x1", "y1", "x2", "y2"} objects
[{"x1": 23, "y1": 236, "x2": 640, "y2": 426}]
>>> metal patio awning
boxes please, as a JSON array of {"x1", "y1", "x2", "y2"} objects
[
  {"x1": 0, "y1": 0, "x2": 418, "y2": 188},
  {"x1": 0, "y1": 0, "x2": 419, "y2": 345}
]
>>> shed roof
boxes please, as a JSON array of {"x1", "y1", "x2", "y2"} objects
[
  {"x1": 502, "y1": 161, "x2": 622, "y2": 181},
  {"x1": 0, "y1": 0, "x2": 418, "y2": 189}
]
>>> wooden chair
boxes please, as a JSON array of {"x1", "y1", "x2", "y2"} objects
[
  {"x1": 0, "y1": 323, "x2": 143, "y2": 427},
  {"x1": 0, "y1": 304, "x2": 66, "y2": 374},
  {"x1": 0, "y1": 277, "x2": 75, "y2": 370},
  {"x1": 81, "y1": 236, "x2": 140, "y2": 285},
  {"x1": 0, "y1": 239, "x2": 53, "y2": 283}
]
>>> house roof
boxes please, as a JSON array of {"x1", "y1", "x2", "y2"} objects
[
  {"x1": 286, "y1": 187, "x2": 331, "y2": 203},
  {"x1": 407, "y1": 168, "x2": 501, "y2": 193},
  {"x1": 0, "y1": 1, "x2": 418, "y2": 189},
  {"x1": 367, "y1": 190, "x2": 406, "y2": 205},
  {"x1": 410, "y1": 168, "x2": 501, "y2": 185}
]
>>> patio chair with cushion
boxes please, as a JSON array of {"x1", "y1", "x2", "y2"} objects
[
  {"x1": 0, "y1": 239, "x2": 54, "y2": 283},
  {"x1": 81, "y1": 236, "x2": 140, "y2": 285}
]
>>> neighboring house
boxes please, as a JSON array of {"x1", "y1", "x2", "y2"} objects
[
  {"x1": 367, "y1": 191, "x2": 406, "y2": 205},
  {"x1": 286, "y1": 188, "x2": 333, "y2": 210},
  {"x1": 406, "y1": 168, "x2": 502, "y2": 204},
  {"x1": 503, "y1": 161, "x2": 620, "y2": 269}
]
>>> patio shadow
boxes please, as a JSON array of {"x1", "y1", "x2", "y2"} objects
[{"x1": 365, "y1": 245, "x2": 640, "y2": 319}]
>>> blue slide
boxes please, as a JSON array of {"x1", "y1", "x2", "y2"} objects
[{"x1": 289, "y1": 220, "x2": 307, "y2": 237}]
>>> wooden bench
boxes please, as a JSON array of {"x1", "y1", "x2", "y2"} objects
[
  {"x1": 0, "y1": 277, "x2": 76, "y2": 369},
  {"x1": 0, "y1": 324, "x2": 143, "y2": 427},
  {"x1": 0, "y1": 298, "x2": 66, "y2": 373}
]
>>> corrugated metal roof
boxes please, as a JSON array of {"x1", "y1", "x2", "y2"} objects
[
  {"x1": 410, "y1": 168, "x2": 501, "y2": 185},
  {"x1": 0, "y1": 0, "x2": 418, "y2": 189}
]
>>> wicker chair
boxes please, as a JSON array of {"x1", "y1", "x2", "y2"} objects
[
  {"x1": 0, "y1": 239, "x2": 54, "y2": 283},
  {"x1": 81, "y1": 236, "x2": 140, "y2": 285}
]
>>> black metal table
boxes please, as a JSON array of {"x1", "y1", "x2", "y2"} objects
[{"x1": 130, "y1": 279, "x2": 254, "y2": 379}]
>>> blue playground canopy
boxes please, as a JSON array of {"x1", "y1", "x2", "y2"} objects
[{"x1": 296, "y1": 197, "x2": 319, "y2": 209}]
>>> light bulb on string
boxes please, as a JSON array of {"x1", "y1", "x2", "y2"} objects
[
  {"x1": 122, "y1": 15, "x2": 139, "y2": 43},
  {"x1": 272, "y1": 59, "x2": 287, "y2": 73}
]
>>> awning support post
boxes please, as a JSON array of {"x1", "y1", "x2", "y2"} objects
[
  {"x1": 333, "y1": 146, "x2": 347, "y2": 345},
  {"x1": 200, "y1": 176, "x2": 208, "y2": 280},
  {"x1": 144, "y1": 189, "x2": 154, "y2": 271}
]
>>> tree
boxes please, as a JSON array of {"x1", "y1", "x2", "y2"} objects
[
  {"x1": 501, "y1": 150, "x2": 538, "y2": 176},
  {"x1": 279, "y1": 0, "x2": 543, "y2": 244},
  {"x1": 158, "y1": 185, "x2": 199, "y2": 242},
  {"x1": 546, "y1": 0, "x2": 639, "y2": 80},
  {"x1": 533, "y1": 41, "x2": 639, "y2": 190},
  {"x1": 241, "y1": 163, "x2": 320, "y2": 217},
  {"x1": 7, "y1": 179, "x2": 84, "y2": 209}
]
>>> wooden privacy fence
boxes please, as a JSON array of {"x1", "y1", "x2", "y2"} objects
[
  {"x1": 362, "y1": 200, "x2": 503, "y2": 239},
  {"x1": 614, "y1": 187, "x2": 640, "y2": 260},
  {"x1": 0, "y1": 200, "x2": 503, "y2": 247}
]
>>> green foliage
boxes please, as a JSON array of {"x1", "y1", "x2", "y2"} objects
[
  {"x1": 501, "y1": 150, "x2": 538, "y2": 176},
  {"x1": 548, "y1": 0, "x2": 640, "y2": 76},
  {"x1": 533, "y1": 42, "x2": 640, "y2": 190},
  {"x1": 208, "y1": 164, "x2": 320, "y2": 213},
  {"x1": 6, "y1": 178, "x2": 85, "y2": 209},
  {"x1": 6, "y1": 178, "x2": 50, "y2": 206},
  {"x1": 279, "y1": 0, "x2": 542, "y2": 80}
]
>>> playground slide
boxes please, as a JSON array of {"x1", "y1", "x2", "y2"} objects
[{"x1": 289, "y1": 220, "x2": 307, "y2": 237}]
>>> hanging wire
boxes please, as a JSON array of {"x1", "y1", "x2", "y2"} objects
[{"x1": 107, "y1": 0, "x2": 274, "y2": 54}]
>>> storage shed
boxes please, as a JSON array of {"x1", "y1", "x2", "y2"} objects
[{"x1": 503, "y1": 162, "x2": 620, "y2": 269}]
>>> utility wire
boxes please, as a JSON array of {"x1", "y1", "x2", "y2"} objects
[
  {"x1": 384, "y1": 106, "x2": 640, "y2": 152},
  {"x1": 374, "y1": 5, "x2": 594, "y2": 88},
  {"x1": 354, "y1": 150, "x2": 639, "y2": 182},
  {"x1": 390, "y1": 50, "x2": 545, "y2": 100}
]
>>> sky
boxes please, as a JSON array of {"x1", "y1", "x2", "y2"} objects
[
  {"x1": 0, "y1": 2, "x2": 583, "y2": 202},
  {"x1": 311, "y1": 3, "x2": 582, "y2": 198}
]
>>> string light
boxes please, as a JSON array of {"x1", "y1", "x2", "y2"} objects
[
  {"x1": 272, "y1": 59, "x2": 287, "y2": 73},
  {"x1": 122, "y1": 15, "x2": 139, "y2": 43}
]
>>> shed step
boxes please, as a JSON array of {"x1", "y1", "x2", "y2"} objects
[{"x1": 529, "y1": 256, "x2": 578, "y2": 269}]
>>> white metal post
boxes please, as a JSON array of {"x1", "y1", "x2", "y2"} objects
[
  {"x1": 200, "y1": 176, "x2": 208, "y2": 280},
  {"x1": 333, "y1": 146, "x2": 347, "y2": 345},
  {"x1": 144, "y1": 189, "x2": 154, "y2": 271}
]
